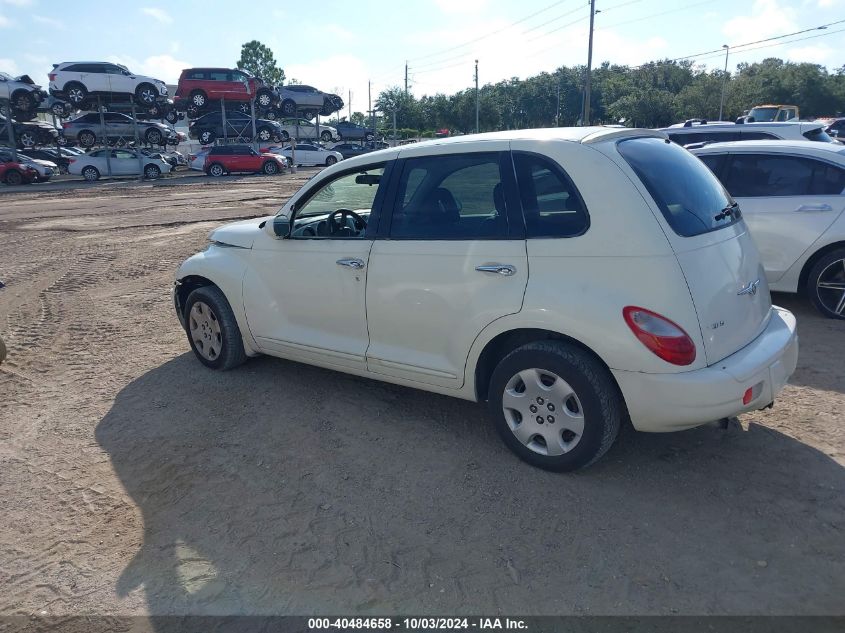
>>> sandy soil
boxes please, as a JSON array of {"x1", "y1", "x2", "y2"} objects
[{"x1": 0, "y1": 175, "x2": 843, "y2": 618}]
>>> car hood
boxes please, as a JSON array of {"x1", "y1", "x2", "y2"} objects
[{"x1": 208, "y1": 217, "x2": 267, "y2": 249}]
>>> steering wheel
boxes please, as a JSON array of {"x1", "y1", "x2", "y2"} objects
[{"x1": 327, "y1": 208, "x2": 367, "y2": 236}]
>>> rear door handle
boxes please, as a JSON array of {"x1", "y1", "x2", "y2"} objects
[
  {"x1": 475, "y1": 263, "x2": 516, "y2": 276},
  {"x1": 336, "y1": 258, "x2": 365, "y2": 269},
  {"x1": 795, "y1": 204, "x2": 833, "y2": 212}
]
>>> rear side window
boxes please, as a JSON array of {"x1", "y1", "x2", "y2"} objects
[
  {"x1": 724, "y1": 154, "x2": 845, "y2": 197},
  {"x1": 698, "y1": 153, "x2": 727, "y2": 177},
  {"x1": 187, "y1": 70, "x2": 207, "y2": 80},
  {"x1": 512, "y1": 152, "x2": 588, "y2": 238},
  {"x1": 740, "y1": 131, "x2": 779, "y2": 141},
  {"x1": 618, "y1": 137, "x2": 738, "y2": 237}
]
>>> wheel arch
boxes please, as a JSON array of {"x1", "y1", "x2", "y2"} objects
[
  {"x1": 798, "y1": 240, "x2": 845, "y2": 291},
  {"x1": 471, "y1": 326, "x2": 623, "y2": 406}
]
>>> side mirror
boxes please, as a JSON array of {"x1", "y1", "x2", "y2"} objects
[{"x1": 263, "y1": 213, "x2": 291, "y2": 239}]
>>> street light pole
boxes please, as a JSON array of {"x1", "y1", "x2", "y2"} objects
[
  {"x1": 718, "y1": 44, "x2": 730, "y2": 121},
  {"x1": 474, "y1": 59, "x2": 479, "y2": 134}
]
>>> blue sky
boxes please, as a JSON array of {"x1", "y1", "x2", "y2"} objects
[{"x1": 1, "y1": 0, "x2": 843, "y2": 116}]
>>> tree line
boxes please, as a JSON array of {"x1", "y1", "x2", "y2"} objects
[{"x1": 362, "y1": 58, "x2": 845, "y2": 135}]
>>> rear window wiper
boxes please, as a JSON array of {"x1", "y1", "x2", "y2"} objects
[{"x1": 714, "y1": 202, "x2": 739, "y2": 222}]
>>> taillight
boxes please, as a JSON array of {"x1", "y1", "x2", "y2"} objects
[
  {"x1": 623, "y1": 306, "x2": 696, "y2": 366},
  {"x1": 48, "y1": 73, "x2": 56, "y2": 81},
  {"x1": 61, "y1": 122, "x2": 70, "y2": 129},
  {"x1": 68, "y1": 158, "x2": 75, "y2": 163}
]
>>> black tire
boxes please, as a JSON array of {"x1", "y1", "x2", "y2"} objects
[
  {"x1": 281, "y1": 130, "x2": 290, "y2": 142},
  {"x1": 18, "y1": 131, "x2": 36, "y2": 149},
  {"x1": 256, "y1": 126, "x2": 272, "y2": 142},
  {"x1": 81, "y1": 166, "x2": 100, "y2": 181},
  {"x1": 807, "y1": 247, "x2": 845, "y2": 320},
  {"x1": 186, "y1": 104, "x2": 200, "y2": 119},
  {"x1": 198, "y1": 130, "x2": 216, "y2": 145},
  {"x1": 325, "y1": 155, "x2": 337, "y2": 166},
  {"x1": 207, "y1": 162, "x2": 226, "y2": 177},
  {"x1": 281, "y1": 99, "x2": 296, "y2": 117},
  {"x1": 262, "y1": 160, "x2": 279, "y2": 175},
  {"x1": 365, "y1": 132, "x2": 375, "y2": 142},
  {"x1": 147, "y1": 104, "x2": 162, "y2": 119},
  {"x1": 302, "y1": 110, "x2": 316, "y2": 121},
  {"x1": 320, "y1": 130, "x2": 332, "y2": 142},
  {"x1": 184, "y1": 285, "x2": 247, "y2": 371},
  {"x1": 78, "y1": 130, "x2": 97, "y2": 148},
  {"x1": 64, "y1": 82, "x2": 88, "y2": 106},
  {"x1": 57, "y1": 135, "x2": 68, "y2": 146},
  {"x1": 165, "y1": 110, "x2": 178, "y2": 125},
  {"x1": 237, "y1": 102, "x2": 250, "y2": 115},
  {"x1": 145, "y1": 128, "x2": 163, "y2": 145},
  {"x1": 4, "y1": 169, "x2": 23, "y2": 186},
  {"x1": 12, "y1": 90, "x2": 35, "y2": 113},
  {"x1": 190, "y1": 90, "x2": 207, "y2": 108},
  {"x1": 135, "y1": 83, "x2": 159, "y2": 106},
  {"x1": 255, "y1": 88, "x2": 274, "y2": 109},
  {"x1": 488, "y1": 341, "x2": 623, "y2": 471},
  {"x1": 51, "y1": 102, "x2": 68, "y2": 118},
  {"x1": 264, "y1": 109, "x2": 277, "y2": 121},
  {"x1": 144, "y1": 164, "x2": 161, "y2": 179}
]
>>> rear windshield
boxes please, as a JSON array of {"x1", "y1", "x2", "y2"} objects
[
  {"x1": 618, "y1": 137, "x2": 740, "y2": 237},
  {"x1": 803, "y1": 127, "x2": 835, "y2": 143}
]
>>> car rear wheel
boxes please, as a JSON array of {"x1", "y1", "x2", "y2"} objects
[
  {"x1": 12, "y1": 91, "x2": 35, "y2": 113},
  {"x1": 256, "y1": 88, "x2": 273, "y2": 109},
  {"x1": 262, "y1": 160, "x2": 279, "y2": 175},
  {"x1": 325, "y1": 155, "x2": 337, "y2": 166},
  {"x1": 191, "y1": 91, "x2": 207, "y2": 108},
  {"x1": 488, "y1": 341, "x2": 623, "y2": 471},
  {"x1": 184, "y1": 286, "x2": 246, "y2": 370},
  {"x1": 186, "y1": 104, "x2": 200, "y2": 119},
  {"x1": 207, "y1": 163, "x2": 225, "y2": 177},
  {"x1": 144, "y1": 164, "x2": 161, "y2": 179},
  {"x1": 51, "y1": 102, "x2": 70, "y2": 118},
  {"x1": 365, "y1": 132, "x2": 375, "y2": 142},
  {"x1": 165, "y1": 110, "x2": 178, "y2": 124},
  {"x1": 281, "y1": 99, "x2": 296, "y2": 117},
  {"x1": 256, "y1": 127, "x2": 272, "y2": 142},
  {"x1": 65, "y1": 82, "x2": 87, "y2": 106},
  {"x1": 808, "y1": 248, "x2": 845, "y2": 320},
  {"x1": 199, "y1": 130, "x2": 216, "y2": 145},
  {"x1": 302, "y1": 110, "x2": 316, "y2": 121},
  {"x1": 81, "y1": 166, "x2": 100, "y2": 181},
  {"x1": 4, "y1": 169, "x2": 23, "y2": 185},
  {"x1": 135, "y1": 83, "x2": 159, "y2": 106},
  {"x1": 19, "y1": 131, "x2": 36, "y2": 148},
  {"x1": 145, "y1": 128, "x2": 163, "y2": 145},
  {"x1": 78, "y1": 130, "x2": 96, "y2": 148},
  {"x1": 281, "y1": 130, "x2": 290, "y2": 142},
  {"x1": 320, "y1": 130, "x2": 332, "y2": 142}
]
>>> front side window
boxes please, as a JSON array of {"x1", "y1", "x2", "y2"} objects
[
  {"x1": 618, "y1": 136, "x2": 738, "y2": 237},
  {"x1": 513, "y1": 152, "x2": 588, "y2": 238},
  {"x1": 292, "y1": 165, "x2": 386, "y2": 239},
  {"x1": 390, "y1": 153, "x2": 508, "y2": 239}
]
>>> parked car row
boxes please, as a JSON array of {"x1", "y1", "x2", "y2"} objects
[{"x1": 662, "y1": 119, "x2": 839, "y2": 147}]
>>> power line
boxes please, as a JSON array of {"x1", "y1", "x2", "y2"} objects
[
  {"x1": 691, "y1": 26, "x2": 845, "y2": 64},
  {"x1": 594, "y1": 0, "x2": 712, "y2": 31}
]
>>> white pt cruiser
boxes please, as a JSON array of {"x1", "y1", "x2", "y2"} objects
[{"x1": 174, "y1": 127, "x2": 799, "y2": 471}]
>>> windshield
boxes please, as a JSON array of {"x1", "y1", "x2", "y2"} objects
[
  {"x1": 748, "y1": 107, "x2": 779, "y2": 122},
  {"x1": 618, "y1": 136, "x2": 740, "y2": 237}
]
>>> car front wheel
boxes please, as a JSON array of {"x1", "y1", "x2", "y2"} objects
[
  {"x1": 4, "y1": 169, "x2": 23, "y2": 185},
  {"x1": 325, "y1": 155, "x2": 337, "y2": 166},
  {"x1": 207, "y1": 163, "x2": 225, "y2": 177},
  {"x1": 488, "y1": 341, "x2": 623, "y2": 471},
  {"x1": 184, "y1": 285, "x2": 247, "y2": 370},
  {"x1": 808, "y1": 247, "x2": 845, "y2": 320},
  {"x1": 81, "y1": 166, "x2": 100, "y2": 181},
  {"x1": 144, "y1": 164, "x2": 161, "y2": 179}
]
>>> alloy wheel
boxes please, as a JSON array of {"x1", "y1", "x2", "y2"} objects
[
  {"x1": 816, "y1": 258, "x2": 845, "y2": 317},
  {"x1": 189, "y1": 301, "x2": 222, "y2": 361},
  {"x1": 501, "y1": 368, "x2": 585, "y2": 456}
]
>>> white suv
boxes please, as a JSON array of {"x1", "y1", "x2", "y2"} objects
[
  {"x1": 174, "y1": 128, "x2": 798, "y2": 471},
  {"x1": 661, "y1": 120, "x2": 836, "y2": 147},
  {"x1": 48, "y1": 61, "x2": 168, "y2": 109}
]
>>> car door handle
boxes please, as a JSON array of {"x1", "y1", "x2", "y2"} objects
[
  {"x1": 336, "y1": 258, "x2": 365, "y2": 269},
  {"x1": 475, "y1": 263, "x2": 516, "y2": 276},
  {"x1": 795, "y1": 204, "x2": 833, "y2": 212}
]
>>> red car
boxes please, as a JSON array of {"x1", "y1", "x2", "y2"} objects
[
  {"x1": 175, "y1": 68, "x2": 276, "y2": 115},
  {"x1": 0, "y1": 158, "x2": 38, "y2": 185},
  {"x1": 203, "y1": 145, "x2": 287, "y2": 177}
]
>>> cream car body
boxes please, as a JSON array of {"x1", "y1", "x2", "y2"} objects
[{"x1": 175, "y1": 127, "x2": 798, "y2": 470}]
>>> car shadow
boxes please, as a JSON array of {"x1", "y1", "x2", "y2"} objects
[
  {"x1": 95, "y1": 352, "x2": 845, "y2": 618},
  {"x1": 771, "y1": 292, "x2": 845, "y2": 394}
]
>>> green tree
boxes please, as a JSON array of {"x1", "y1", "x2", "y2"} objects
[{"x1": 236, "y1": 40, "x2": 285, "y2": 86}]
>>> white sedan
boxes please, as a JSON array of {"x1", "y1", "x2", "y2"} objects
[
  {"x1": 693, "y1": 140, "x2": 845, "y2": 319},
  {"x1": 68, "y1": 148, "x2": 173, "y2": 181},
  {"x1": 263, "y1": 143, "x2": 341, "y2": 167}
]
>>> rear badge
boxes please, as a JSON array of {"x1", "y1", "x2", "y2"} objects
[
  {"x1": 738, "y1": 279, "x2": 760, "y2": 296},
  {"x1": 711, "y1": 320, "x2": 725, "y2": 330}
]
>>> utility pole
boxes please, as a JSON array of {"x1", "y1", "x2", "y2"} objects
[
  {"x1": 583, "y1": 0, "x2": 596, "y2": 126},
  {"x1": 348, "y1": 90, "x2": 352, "y2": 121},
  {"x1": 405, "y1": 61, "x2": 409, "y2": 96},
  {"x1": 474, "y1": 59, "x2": 479, "y2": 134},
  {"x1": 556, "y1": 82, "x2": 561, "y2": 127},
  {"x1": 718, "y1": 44, "x2": 730, "y2": 121}
]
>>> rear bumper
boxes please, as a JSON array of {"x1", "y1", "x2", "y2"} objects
[{"x1": 613, "y1": 306, "x2": 798, "y2": 432}]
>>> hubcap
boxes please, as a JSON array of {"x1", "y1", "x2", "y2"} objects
[
  {"x1": 193, "y1": 94, "x2": 205, "y2": 106},
  {"x1": 145, "y1": 167, "x2": 158, "y2": 178},
  {"x1": 502, "y1": 368, "x2": 585, "y2": 456},
  {"x1": 189, "y1": 301, "x2": 222, "y2": 361},
  {"x1": 259, "y1": 94, "x2": 271, "y2": 106},
  {"x1": 259, "y1": 130, "x2": 270, "y2": 140},
  {"x1": 69, "y1": 88, "x2": 83, "y2": 103},
  {"x1": 140, "y1": 89, "x2": 155, "y2": 103},
  {"x1": 817, "y1": 258, "x2": 845, "y2": 316},
  {"x1": 211, "y1": 165, "x2": 223, "y2": 176},
  {"x1": 21, "y1": 134, "x2": 34, "y2": 147}
]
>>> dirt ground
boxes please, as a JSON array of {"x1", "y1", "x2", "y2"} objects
[{"x1": 0, "y1": 175, "x2": 843, "y2": 618}]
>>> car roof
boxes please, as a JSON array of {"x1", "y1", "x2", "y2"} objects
[
  {"x1": 663, "y1": 121, "x2": 823, "y2": 132},
  {"x1": 691, "y1": 139, "x2": 845, "y2": 156}
]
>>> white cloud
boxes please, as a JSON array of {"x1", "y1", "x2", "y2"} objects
[
  {"x1": 140, "y1": 7, "x2": 173, "y2": 25},
  {"x1": 722, "y1": 0, "x2": 798, "y2": 43},
  {"x1": 32, "y1": 14, "x2": 63, "y2": 29},
  {"x1": 784, "y1": 44, "x2": 834, "y2": 63},
  {"x1": 816, "y1": 0, "x2": 842, "y2": 6},
  {"x1": 285, "y1": 54, "x2": 369, "y2": 116},
  {"x1": 0, "y1": 57, "x2": 21, "y2": 75},
  {"x1": 2, "y1": 0, "x2": 33, "y2": 6},
  {"x1": 106, "y1": 54, "x2": 191, "y2": 84},
  {"x1": 434, "y1": 0, "x2": 487, "y2": 14},
  {"x1": 323, "y1": 24, "x2": 353, "y2": 41},
  {"x1": 0, "y1": 13, "x2": 13, "y2": 27}
]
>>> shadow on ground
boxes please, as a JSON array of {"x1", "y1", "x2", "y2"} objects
[{"x1": 95, "y1": 352, "x2": 845, "y2": 617}]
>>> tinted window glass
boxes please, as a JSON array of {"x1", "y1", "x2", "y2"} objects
[
  {"x1": 723, "y1": 154, "x2": 817, "y2": 197},
  {"x1": 740, "y1": 131, "x2": 779, "y2": 140},
  {"x1": 513, "y1": 152, "x2": 588, "y2": 238},
  {"x1": 803, "y1": 127, "x2": 835, "y2": 143},
  {"x1": 391, "y1": 153, "x2": 507, "y2": 239},
  {"x1": 808, "y1": 162, "x2": 845, "y2": 195},
  {"x1": 618, "y1": 137, "x2": 738, "y2": 237},
  {"x1": 188, "y1": 70, "x2": 206, "y2": 80},
  {"x1": 209, "y1": 71, "x2": 229, "y2": 81}
]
